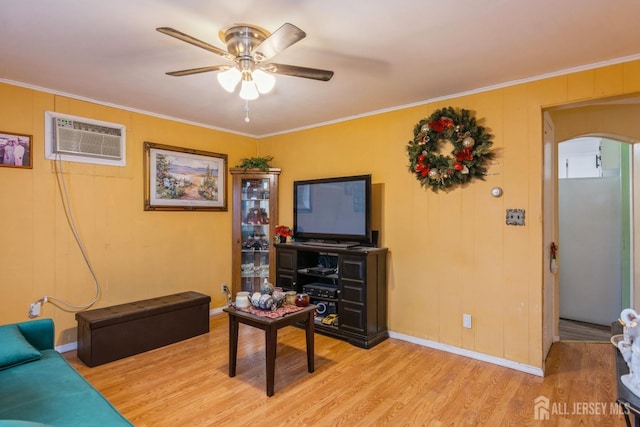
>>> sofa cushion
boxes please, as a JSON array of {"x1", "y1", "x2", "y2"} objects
[
  {"x1": 0, "y1": 325, "x2": 42, "y2": 371},
  {"x1": 0, "y1": 350, "x2": 132, "y2": 426},
  {"x1": 0, "y1": 421, "x2": 51, "y2": 426}
]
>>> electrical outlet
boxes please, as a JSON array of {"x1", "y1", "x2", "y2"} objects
[
  {"x1": 506, "y1": 209, "x2": 525, "y2": 226},
  {"x1": 463, "y1": 314, "x2": 472, "y2": 329},
  {"x1": 221, "y1": 283, "x2": 232, "y2": 306},
  {"x1": 29, "y1": 302, "x2": 41, "y2": 318}
]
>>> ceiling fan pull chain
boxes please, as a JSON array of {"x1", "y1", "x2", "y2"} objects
[{"x1": 244, "y1": 100, "x2": 250, "y2": 123}]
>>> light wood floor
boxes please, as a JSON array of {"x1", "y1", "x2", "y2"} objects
[{"x1": 63, "y1": 314, "x2": 626, "y2": 426}]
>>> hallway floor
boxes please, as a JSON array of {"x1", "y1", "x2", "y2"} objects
[{"x1": 559, "y1": 318, "x2": 611, "y2": 341}]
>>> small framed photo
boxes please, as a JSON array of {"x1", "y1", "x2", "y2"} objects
[
  {"x1": 144, "y1": 142, "x2": 228, "y2": 211},
  {"x1": 0, "y1": 131, "x2": 32, "y2": 169}
]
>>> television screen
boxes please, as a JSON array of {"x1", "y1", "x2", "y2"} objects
[{"x1": 294, "y1": 174, "x2": 371, "y2": 244}]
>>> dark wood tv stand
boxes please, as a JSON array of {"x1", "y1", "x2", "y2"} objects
[{"x1": 274, "y1": 242, "x2": 388, "y2": 348}]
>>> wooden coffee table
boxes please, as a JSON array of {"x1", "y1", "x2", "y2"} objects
[{"x1": 223, "y1": 304, "x2": 317, "y2": 396}]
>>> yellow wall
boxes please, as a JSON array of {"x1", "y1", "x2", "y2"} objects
[
  {"x1": 3, "y1": 59, "x2": 640, "y2": 368},
  {"x1": 260, "y1": 60, "x2": 640, "y2": 369},
  {"x1": 0, "y1": 84, "x2": 255, "y2": 344}
]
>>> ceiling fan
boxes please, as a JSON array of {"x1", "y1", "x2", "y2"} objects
[{"x1": 156, "y1": 23, "x2": 334, "y2": 101}]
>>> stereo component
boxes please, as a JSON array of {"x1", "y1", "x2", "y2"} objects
[
  {"x1": 303, "y1": 283, "x2": 338, "y2": 299},
  {"x1": 312, "y1": 299, "x2": 337, "y2": 315}
]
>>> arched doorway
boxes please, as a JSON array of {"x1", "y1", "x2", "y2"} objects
[{"x1": 557, "y1": 136, "x2": 631, "y2": 339}]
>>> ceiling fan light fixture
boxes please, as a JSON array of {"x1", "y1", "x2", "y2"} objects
[
  {"x1": 217, "y1": 67, "x2": 241, "y2": 92},
  {"x1": 239, "y1": 72, "x2": 259, "y2": 100},
  {"x1": 253, "y1": 69, "x2": 276, "y2": 94},
  {"x1": 158, "y1": 22, "x2": 333, "y2": 121}
]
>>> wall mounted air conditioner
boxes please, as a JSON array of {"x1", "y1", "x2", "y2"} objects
[{"x1": 44, "y1": 111, "x2": 126, "y2": 167}]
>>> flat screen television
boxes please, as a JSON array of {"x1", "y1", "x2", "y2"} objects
[{"x1": 293, "y1": 174, "x2": 371, "y2": 245}]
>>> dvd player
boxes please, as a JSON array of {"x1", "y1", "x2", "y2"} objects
[{"x1": 307, "y1": 267, "x2": 336, "y2": 275}]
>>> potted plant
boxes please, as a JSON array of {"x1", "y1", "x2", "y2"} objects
[{"x1": 235, "y1": 155, "x2": 274, "y2": 172}]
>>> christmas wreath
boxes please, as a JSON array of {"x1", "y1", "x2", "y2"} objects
[{"x1": 406, "y1": 107, "x2": 494, "y2": 192}]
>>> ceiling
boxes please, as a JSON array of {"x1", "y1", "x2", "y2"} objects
[{"x1": 2, "y1": 0, "x2": 640, "y2": 137}]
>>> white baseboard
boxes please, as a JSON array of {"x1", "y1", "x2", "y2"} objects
[
  {"x1": 56, "y1": 341, "x2": 77, "y2": 353},
  {"x1": 209, "y1": 307, "x2": 224, "y2": 316},
  {"x1": 388, "y1": 330, "x2": 544, "y2": 377}
]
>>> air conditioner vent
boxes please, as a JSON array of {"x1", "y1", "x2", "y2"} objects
[{"x1": 45, "y1": 112, "x2": 126, "y2": 167}]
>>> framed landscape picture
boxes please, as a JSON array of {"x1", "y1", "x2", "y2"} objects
[
  {"x1": 144, "y1": 142, "x2": 228, "y2": 211},
  {"x1": 0, "y1": 131, "x2": 32, "y2": 169}
]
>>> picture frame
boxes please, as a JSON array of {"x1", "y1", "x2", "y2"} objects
[
  {"x1": 144, "y1": 142, "x2": 228, "y2": 211},
  {"x1": 0, "y1": 131, "x2": 32, "y2": 169}
]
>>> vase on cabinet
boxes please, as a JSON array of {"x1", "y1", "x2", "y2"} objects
[{"x1": 231, "y1": 168, "x2": 280, "y2": 295}]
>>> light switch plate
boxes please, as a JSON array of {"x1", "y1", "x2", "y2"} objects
[
  {"x1": 506, "y1": 209, "x2": 525, "y2": 226},
  {"x1": 463, "y1": 314, "x2": 472, "y2": 329}
]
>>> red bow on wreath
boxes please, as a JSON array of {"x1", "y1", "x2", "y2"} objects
[
  {"x1": 456, "y1": 147, "x2": 473, "y2": 162},
  {"x1": 415, "y1": 162, "x2": 430, "y2": 177},
  {"x1": 429, "y1": 117, "x2": 454, "y2": 133}
]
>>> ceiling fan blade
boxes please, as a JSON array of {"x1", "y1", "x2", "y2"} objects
[
  {"x1": 265, "y1": 63, "x2": 334, "y2": 81},
  {"x1": 157, "y1": 27, "x2": 234, "y2": 61},
  {"x1": 253, "y1": 23, "x2": 306, "y2": 62},
  {"x1": 166, "y1": 65, "x2": 230, "y2": 77}
]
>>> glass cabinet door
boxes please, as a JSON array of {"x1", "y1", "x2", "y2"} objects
[
  {"x1": 240, "y1": 178, "x2": 271, "y2": 291},
  {"x1": 231, "y1": 168, "x2": 280, "y2": 294}
]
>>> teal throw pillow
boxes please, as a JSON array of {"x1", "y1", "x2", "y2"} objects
[{"x1": 0, "y1": 324, "x2": 43, "y2": 370}]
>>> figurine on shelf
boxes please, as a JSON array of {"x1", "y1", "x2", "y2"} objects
[
  {"x1": 242, "y1": 236, "x2": 253, "y2": 249},
  {"x1": 246, "y1": 208, "x2": 261, "y2": 224},
  {"x1": 258, "y1": 235, "x2": 270, "y2": 250},
  {"x1": 618, "y1": 308, "x2": 640, "y2": 397},
  {"x1": 622, "y1": 308, "x2": 640, "y2": 343},
  {"x1": 258, "y1": 208, "x2": 269, "y2": 224},
  {"x1": 244, "y1": 236, "x2": 266, "y2": 250},
  {"x1": 631, "y1": 341, "x2": 640, "y2": 380},
  {"x1": 241, "y1": 182, "x2": 248, "y2": 199}
]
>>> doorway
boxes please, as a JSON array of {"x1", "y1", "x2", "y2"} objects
[
  {"x1": 542, "y1": 101, "x2": 640, "y2": 364},
  {"x1": 557, "y1": 137, "x2": 632, "y2": 338}
]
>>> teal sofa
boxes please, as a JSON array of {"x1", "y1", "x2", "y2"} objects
[{"x1": 0, "y1": 319, "x2": 132, "y2": 426}]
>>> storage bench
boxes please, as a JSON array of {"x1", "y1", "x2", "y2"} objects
[{"x1": 76, "y1": 291, "x2": 211, "y2": 367}]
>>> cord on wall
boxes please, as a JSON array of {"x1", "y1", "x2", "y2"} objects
[{"x1": 29, "y1": 155, "x2": 101, "y2": 317}]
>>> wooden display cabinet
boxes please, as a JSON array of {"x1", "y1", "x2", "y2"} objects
[{"x1": 231, "y1": 168, "x2": 280, "y2": 294}]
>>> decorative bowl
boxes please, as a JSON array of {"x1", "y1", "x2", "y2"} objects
[{"x1": 295, "y1": 293, "x2": 310, "y2": 307}]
